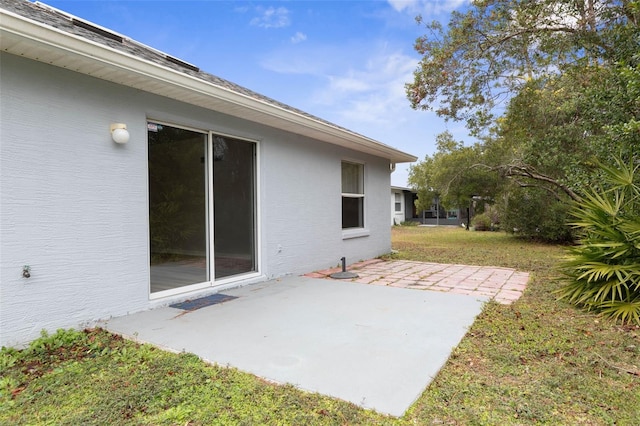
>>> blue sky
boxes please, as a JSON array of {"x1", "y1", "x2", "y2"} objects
[{"x1": 40, "y1": 0, "x2": 472, "y2": 186}]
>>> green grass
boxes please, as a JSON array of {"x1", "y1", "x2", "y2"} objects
[
  {"x1": 387, "y1": 226, "x2": 560, "y2": 273},
  {"x1": 2, "y1": 227, "x2": 639, "y2": 425},
  {"x1": 391, "y1": 227, "x2": 640, "y2": 424},
  {"x1": 1, "y1": 330, "x2": 388, "y2": 425}
]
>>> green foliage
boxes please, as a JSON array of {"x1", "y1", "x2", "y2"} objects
[
  {"x1": 399, "y1": 220, "x2": 419, "y2": 227},
  {"x1": 407, "y1": 0, "x2": 637, "y2": 135},
  {"x1": 407, "y1": 153, "x2": 436, "y2": 213},
  {"x1": 500, "y1": 186, "x2": 574, "y2": 242},
  {"x1": 471, "y1": 212, "x2": 492, "y2": 231},
  {"x1": 471, "y1": 204, "x2": 501, "y2": 232},
  {"x1": 408, "y1": 131, "x2": 502, "y2": 212},
  {"x1": 558, "y1": 157, "x2": 640, "y2": 324},
  {"x1": 406, "y1": 1, "x2": 639, "y2": 243},
  {"x1": 26, "y1": 329, "x2": 88, "y2": 357},
  {"x1": 393, "y1": 226, "x2": 639, "y2": 424}
]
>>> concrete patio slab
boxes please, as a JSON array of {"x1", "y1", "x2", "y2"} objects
[{"x1": 102, "y1": 276, "x2": 487, "y2": 416}]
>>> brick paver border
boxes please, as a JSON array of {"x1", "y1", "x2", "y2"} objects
[{"x1": 304, "y1": 259, "x2": 530, "y2": 305}]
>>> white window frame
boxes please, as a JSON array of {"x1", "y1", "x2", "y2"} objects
[
  {"x1": 147, "y1": 119, "x2": 262, "y2": 300},
  {"x1": 394, "y1": 192, "x2": 402, "y2": 212},
  {"x1": 341, "y1": 160, "x2": 369, "y2": 239}
]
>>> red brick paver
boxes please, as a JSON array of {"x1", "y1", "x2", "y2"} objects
[{"x1": 304, "y1": 259, "x2": 530, "y2": 305}]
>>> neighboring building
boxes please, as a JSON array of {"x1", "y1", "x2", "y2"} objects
[
  {"x1": 391, "y1": 186, "x2": 415, "y2": 225},
  {"x1": 0, "y1": 0, "x2": 416, "y2": 347},
  {"x1": 391, "y1": 187, "x2": 464, "y2": 226}
]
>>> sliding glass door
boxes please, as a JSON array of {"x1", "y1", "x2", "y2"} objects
[
  {"x1": 212, "y1": 136, "x2": 256, "y2": 278},
  {"x1": 148, "y1": 123, "x2": 208, "y2": 293},
  {"x1": 148, "y1": 122, "x2": 256, "y2": 295}
]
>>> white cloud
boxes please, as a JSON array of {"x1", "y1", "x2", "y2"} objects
[
  {"x1": 311, "y1": 47, "x2": 421, "y2": 127},
  {"x1": 233, "y1": 5, "x2": 249, "y2": 14},
  {"x1": 260, "y1": 44, "x2": 351, "y2": 75},
  {"x1": 387, "y1": 0, "x2": 415, "y2": 12},
  {"x1": 387, "y1": 0, "x2": 470, "y2": 15},
  {"x1": 250, "y1": 6, "x2": 291, "y2": 29},
  {"x1": 291, "y1": 31, "x2": 307, "y2": 44},
  {"x1": 327, "y1": 75, "x2": 370, "y2": 93},
  {"x1": 261, "y1": 41, "x2": 421, "y2": 126}
]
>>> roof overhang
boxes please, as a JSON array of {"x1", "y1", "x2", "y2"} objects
[
  {"x1": 0, "y1": 7, "x2": 417, "y2": 164},
  {"x1": 391, "y1": 186, "x2": 415, "y2": 192}
]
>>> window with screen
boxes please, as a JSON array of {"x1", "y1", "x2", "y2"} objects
[{"x1": 342, "y1": 161, "x2": 364, "y2": 229}]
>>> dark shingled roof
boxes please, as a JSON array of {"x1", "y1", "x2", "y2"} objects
[{"x1": 1, "y1": 0, "x2": 373, "y2": 139}]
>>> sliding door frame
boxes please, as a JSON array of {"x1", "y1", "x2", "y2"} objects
[
  {"x1": 147, "y1": 119, "x2": 261, "y2": 300},
  {"x1": 208, "y1": 129, "x2": 262, "y2": 287}
]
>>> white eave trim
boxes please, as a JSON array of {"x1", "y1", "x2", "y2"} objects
[{"x1": 0, "y1": 7, "x2": 417, "y2": 164}]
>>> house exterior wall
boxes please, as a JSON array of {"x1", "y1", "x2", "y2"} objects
[
  {"x1": 391, "y1": 188, "x2": 419, "y2": 224},
  {"x1": 390, "y1": 189, "x2": 405, "y2": 225},
  {"x1": 0, "y1": 54, "x2": 392, "y2": 347}
]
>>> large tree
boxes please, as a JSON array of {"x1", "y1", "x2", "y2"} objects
[
  {"x1": 406, "y1": 0, "x2": 639, "y2": 240},
  {"x1": 407, "y1": 0, "x2": 638, "y2": 135},
  {"x1": 408, "y1": 131, "x2": 500, "y2": 211}
]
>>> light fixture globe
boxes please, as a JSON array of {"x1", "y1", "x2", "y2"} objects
[{"x1": 110, "y1": 123, "x2": 130, "y2": 144}]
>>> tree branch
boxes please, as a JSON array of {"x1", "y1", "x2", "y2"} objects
[
  {"x1": 511, "y1": 180, "x2": 564, "y2": 202},
  {"x1": 496, "y1": 163, "x2": 582, "y2": 202}
]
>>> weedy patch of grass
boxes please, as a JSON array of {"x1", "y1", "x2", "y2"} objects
[
  {"x1": 387, "y1": 226, "x2": 561, "y2": 273},
  {"x1": 393, "y1": 227, "x2": 640, "y2": 424},
  {"x1": 1, "y1": 226, "x2": 638, "y2": 424},
  {"x1": 1, "y1": 328, "x2": 393, "y2": 425}
]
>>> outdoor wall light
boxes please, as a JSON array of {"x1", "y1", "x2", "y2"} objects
[{"x1": 110, "y1": 123, "x2": 130, "y2": 144}]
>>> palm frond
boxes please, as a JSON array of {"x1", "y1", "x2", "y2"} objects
[
  {"x1": 573, "y1": 262, "x2": 639, "y2": 283},
  {"x1": 560, "y1": 155, "x2": 640, "y2": 325},
  {"x1": 598, "y1": 299, "x2": 640, "y2": 325},
  {"x1": 573, "y1": 190, "x2": 623, "y2": 219},
  {"x1": 599, "y1": 156, "x2": 638, "y2": 186}
]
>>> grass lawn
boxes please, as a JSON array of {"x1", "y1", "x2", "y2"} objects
[{"x1": 2, "y1": 226, "x2": 639, "y2": 425}]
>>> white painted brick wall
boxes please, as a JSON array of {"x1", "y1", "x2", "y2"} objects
[{"x1": 0, "y1": 53, "x2": 392, "y2": 347}]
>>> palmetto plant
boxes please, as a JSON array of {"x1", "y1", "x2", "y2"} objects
[{"x1": 557, "y1": 157, "x2": 640, "y2": 324}]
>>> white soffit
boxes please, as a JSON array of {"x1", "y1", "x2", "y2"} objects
[{"x1": 0, "y1": 7, "x2": 417, "y2": 164}]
